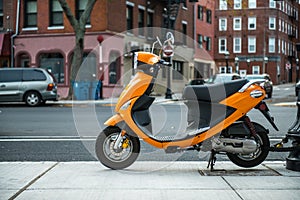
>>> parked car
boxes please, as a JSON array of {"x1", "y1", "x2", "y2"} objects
[
  {"x1": 0, "y1": 68, "x2": 58, "y2": 106},
  {"x1": 245, "y1": 74, "x2": 273, "y2": 98},
  {"x1": 206, "y1": 73, "x2": 241, "y2": 84},
  {"x1": 295, "y1": 81, "x2": 300, "y2": 97},
  {"x1": 187, "y1": 78, "x2": 206, "y2": 85}
]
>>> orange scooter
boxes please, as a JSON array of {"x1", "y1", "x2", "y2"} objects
[{"x1": 95, "y1": 36, "x2": 278, "y2": 170}]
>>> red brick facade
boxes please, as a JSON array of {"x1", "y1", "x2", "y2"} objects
[{"x1": 214, "y1": 0, "x2": 300, "y2": 84}]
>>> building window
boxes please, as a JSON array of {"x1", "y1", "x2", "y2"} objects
[
  {"x1": 173, "y1": 61, "x2": 183, "y2": 80},
  {"x1": 206, "y1": 9, "x2": 212, "y2": 24},
  {"x1": 233, "y1": 17, "x2": 242, "y2": 30},
  {"x1": 234, "y1": 0, "x2": 242, "y2": 9},
  {"x1": 197, "y1": 34, "x2": 203, "y2": 48},
  {"x1": 270, "y1": 0, "x2": 276, "y2": 8},
  {"x1": 109, "y1": 51, "x2": 121, "y2": 84},
  {"x1": 248, "y1": 37, "x2": 256, "y2": 53},
  {"x1": 248, "y1": 17, "x2": 256, "y2": 30},
  {"x1": 278, "y1": 38, "x2": 281, "y2": 53},
  {"x1": 24, "y1": 0, "x2": 37, "y2": 28},
  {"x1": 219, "y1": 66, "x2": 232, "y2": 74},
  {"x1": 138, "y1": 8, "x2": 144, "y2": 36},
  {"x1": 126, "y1": 5, "x2": 133, "y2": 33},
  {"x1": 49, "y1": 0, "x2": 63, "y2": 27},
  {"x1": 182, "y1": 0, "x2": 187, "y2": 8},
  {"x1": 220, "y1": 0, "x2": 227, "y2": 10},
  {"x1": 219, "y1": 18, "x2": 227, "y2": 31},
  {"x1": 206, "y1": 37, "x2": 211, "y2": 51},
  {"x1": 233, "y1": 37, "x2": 241, "y2": 53},
  {"x1": 269, "y1": 37, "x2": 275, "y2": 53},
  {"x1": 39, "y1": 53, "x2": 64, "y2": 84},
  {"x1": 147, "y1": 11, "x2": 153, "y2": 38},
  {"x1": 248, "y1": 0, "x2": 256, "y2": 8},
  {"x1": 269, "y1": 17, "x2": 276, "y2": 30},
  {"x1": 219, "y1": 38, "x2": 227, "y2": 53},
  {"x1": 198, "y1": 5, "x2": 203, "y2": 20},
  {"x1": 182, "y1": 22, "x2": 187, "y2": 45},
  {"x1": 252, "y1": 66, "x2": 260, "y2": 74},
  {"x1": 76, "y1": 0, "x2": 91, "y2": 25}
]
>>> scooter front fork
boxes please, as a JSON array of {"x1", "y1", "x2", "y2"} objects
[{"x1": 113, "y1": 130, "x2": 126, "y2": 150}]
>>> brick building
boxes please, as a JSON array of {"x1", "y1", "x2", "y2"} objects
[
  {"x1": 1, "y1": 0, "x2": 198, "y2": 99},
  {"x1": 214, "y1": 0, "x2": 300, "y2": 84},
  {"x1": 194, "y1": 0, "x2": 216, "y2": 79}
]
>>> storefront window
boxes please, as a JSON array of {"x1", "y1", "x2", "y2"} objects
[
  {"x1": 78, "y1": 52, "x2": 97, "y2": 81},
  {"x1": 108, "y1": 51, "x2": 121, "y2": 84},
  {"x1": 39, "y1": 53, "x2": 64, "y2": 84}
]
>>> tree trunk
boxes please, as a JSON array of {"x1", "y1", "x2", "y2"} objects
[
  {"x1": 58, "y1": 0, "x2": 97, "y2": 100},
  {"x1": 68, "y1": 30, "x2": 85, "y2": 99}
]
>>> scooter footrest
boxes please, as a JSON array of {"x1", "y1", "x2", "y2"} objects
[{"x1": 153, "y1": 136, "x2": 175, "y2": 142}]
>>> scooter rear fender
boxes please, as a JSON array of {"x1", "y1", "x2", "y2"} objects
[
  {"x1": 226, "y1": 121, "x2": 269, "y2": 136},
  {"x1": 104, "y1": 114, "x2": 123, "y2": 126}
]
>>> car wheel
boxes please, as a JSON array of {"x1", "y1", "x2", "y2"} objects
[{"x1": 25, "y1": 91, "x2": 42, "y2": 106}]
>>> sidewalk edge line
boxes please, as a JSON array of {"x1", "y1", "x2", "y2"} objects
[{"x1": 8, "y1": 162, "x2": 59, "y2": 200}]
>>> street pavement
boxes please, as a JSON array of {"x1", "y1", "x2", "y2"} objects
[
  {"x1": 1, "y1": 83, "x2": 300, "y2": 200},
  {"x1": 1, "y1": 161, "x2": 300, "y2": 200}
]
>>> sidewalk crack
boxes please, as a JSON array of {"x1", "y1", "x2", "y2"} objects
[
  {"x1": 221, "y1": 176, "x2": 244, "y2": 200},
  {"x1": 9, "y1": 162, "x2": 59, "y2": 200}
]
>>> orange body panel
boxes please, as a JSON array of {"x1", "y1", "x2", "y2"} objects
[
  {"x1": 115, "y1": 72, "x2": 153, "y2": 112},
  {"x1": 137, "y1": 52, "x2": 160, "y2": 65},
  {"x1": 104, "y1": 114, "x2": 123, "y2": 126}
]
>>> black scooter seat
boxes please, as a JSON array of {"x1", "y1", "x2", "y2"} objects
[{"x1": 183, "y1": 79, "x2": 248, "y2": 102}]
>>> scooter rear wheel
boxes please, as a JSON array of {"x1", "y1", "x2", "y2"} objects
[
  {"x1": 95, "y1": 126, "x2": 140, "y2": 170},
  {"x1": 226, "y1": 130, "x2": 270, "y2": 168}
]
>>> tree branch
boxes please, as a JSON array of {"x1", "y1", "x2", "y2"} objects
[
  {"x1": 79, "y1": 0, "x2": 97, "y2": 28},
  {"x1": 58, "y1": 0, "x2": 79, "y2": 29}
]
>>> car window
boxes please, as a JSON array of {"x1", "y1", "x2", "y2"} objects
[
  {"x1": 232, "y1": 75, "x2": 241, "y2": 80},
  {"x1": 46, "y1": 70, "x2": 57, "y2": 83},
  {"x1": 264, "y1": 76, "x2": 270, "y2": 81},
  {"x1": 0, "y1": 70, "x2": 22, "y2": 82},
  {"x1": 23, "y1": 69, "x2": 47, "y2": 81}
]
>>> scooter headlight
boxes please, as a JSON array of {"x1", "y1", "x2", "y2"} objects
[{"x1": 120, "y1": 100, "x2": 131, "y2": 110}]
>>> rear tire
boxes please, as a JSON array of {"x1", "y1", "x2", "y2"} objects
[
  {"x1": 268, "y1": 92, "x2": 272, "y2": 99},
  {"x1": 95, "y1": 126, "x2": 140, "y2": 170},
  {"x1": 25, "y1": 91, "x2": 42, "y2": 106},
  {"x1": 227, "y1": 131, "x2": 270, "y2": 168}
]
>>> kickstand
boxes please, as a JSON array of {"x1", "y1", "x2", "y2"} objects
[{"x1": 207, "y1": 150, "x2": 217, "y2": 171}]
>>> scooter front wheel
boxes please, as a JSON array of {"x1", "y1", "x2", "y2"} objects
[{"x1": 95, "y1": 126, "x2": 140, "y2": 170}]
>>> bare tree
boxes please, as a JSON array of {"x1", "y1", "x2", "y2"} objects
[{"x1": 58, "y1": 0, "x2": 97, "y2": 99}]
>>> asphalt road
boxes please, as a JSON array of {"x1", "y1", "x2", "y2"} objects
[{"x1": 0, "y1": 101, "x2": 295, "y2": 162}]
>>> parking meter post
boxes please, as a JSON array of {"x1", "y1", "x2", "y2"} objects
[{"x1": 286, "y1": 93, "x2": 300, "y2": 171}]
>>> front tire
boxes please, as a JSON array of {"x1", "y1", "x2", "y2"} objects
[
  {"x1": 95, "y1": 126, "x2": 140, "y2": 170},
  {"x1": 227, "y1": 131, "x2": 270, "y2": 168}
]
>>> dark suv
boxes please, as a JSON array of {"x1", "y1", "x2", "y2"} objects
[{"x1": 0, "y1": 68, "x2": 58, "y2": 106}]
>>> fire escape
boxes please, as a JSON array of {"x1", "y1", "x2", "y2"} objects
[{"x1": 162, "y1": 0, "x2": 186, "y2": 29}]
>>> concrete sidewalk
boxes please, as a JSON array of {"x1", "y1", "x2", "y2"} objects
[{"x1": 1, "y1": 161, "x2": 300, "y2": 200}]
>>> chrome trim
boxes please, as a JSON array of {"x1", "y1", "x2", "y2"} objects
[{"x1": 238, "y1": 80, "x2": 262, "y2": 93}]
